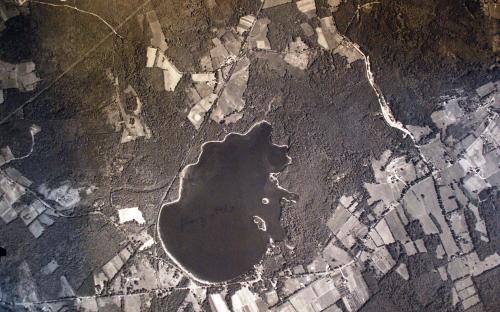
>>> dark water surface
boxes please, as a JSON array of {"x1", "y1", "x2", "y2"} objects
[{"x1": 158, "y1": 122, "x2": 292, "y2": 282}]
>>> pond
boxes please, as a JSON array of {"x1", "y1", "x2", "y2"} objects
[{"x1": 158, "y1": 121, "x2": 293, "y2": 282}]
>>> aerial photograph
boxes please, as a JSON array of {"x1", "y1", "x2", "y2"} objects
[{"x1": 0, "y1": 0, "x2": 499, "y2": 311}]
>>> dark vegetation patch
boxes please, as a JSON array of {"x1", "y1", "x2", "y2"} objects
[{"x1": 335, "y1": 0, "x2": 499, "y2": 126}]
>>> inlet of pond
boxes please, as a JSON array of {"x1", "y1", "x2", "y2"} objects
[{"x1": 158, "y1": 121, "x2": 294, "y2": 283}]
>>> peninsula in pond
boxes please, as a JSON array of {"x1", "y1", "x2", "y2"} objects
[{"x1": 157, "y1": 121, "x2": 294, "y2": 283}]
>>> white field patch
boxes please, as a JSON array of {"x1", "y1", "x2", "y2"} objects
[
  {"x1": 118, "y1": 207, "x2": 146, "y2": 225},
  {"x1": 139, "y1": 236, "x2": 155, "y2": 251}
]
